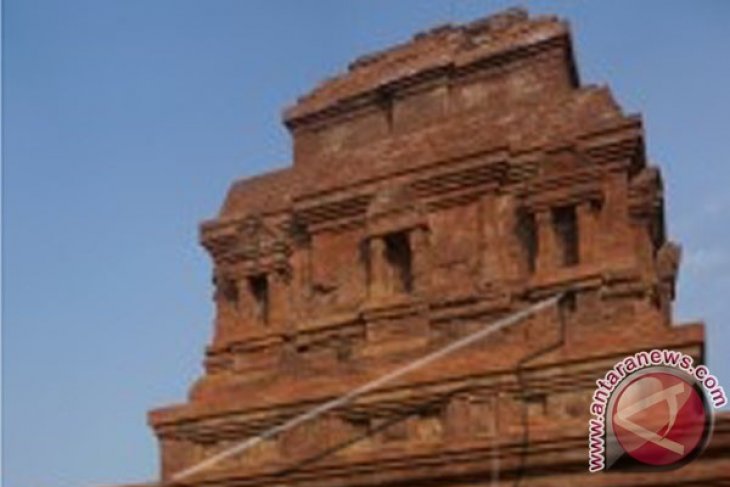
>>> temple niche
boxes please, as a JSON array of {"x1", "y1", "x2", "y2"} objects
[{"x1": 145, "y1": 8, "x2": 729, "y2": 487}]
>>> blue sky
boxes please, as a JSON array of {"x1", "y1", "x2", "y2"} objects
[{"x1": 3, "y1": 1, "x2": 729, "y2": 486}]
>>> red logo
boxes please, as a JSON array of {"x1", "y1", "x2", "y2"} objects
[{"x1": 610, "y1": 370, "x2": 711, "y2": 468}]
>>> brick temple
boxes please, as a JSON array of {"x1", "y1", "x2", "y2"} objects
[{"x1": 147, "y1": 9, "x2": 730, "y2": 486}]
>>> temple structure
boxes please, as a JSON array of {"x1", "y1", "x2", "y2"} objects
[{"x1": 147, "y1": 9, "x2": 729, "y2": 486}]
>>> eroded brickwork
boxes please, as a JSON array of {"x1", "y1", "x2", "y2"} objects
[{"x1": 149, "y1": 9, "x2": 730, "y2": 486}]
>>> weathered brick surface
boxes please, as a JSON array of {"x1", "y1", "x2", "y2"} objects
[{"x1": 145, "y1": 8, "x2": 730, "y2": 486}]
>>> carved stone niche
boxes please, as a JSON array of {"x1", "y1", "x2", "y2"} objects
[
  {"x1": 209, "y1": 215, "x2": 297, "y2": 342},
  {"x1": 550, "y1": 388, "x2": 593, "y2": 424},
  {"x1": 227, "y1": 215, "x2": 294, "y2": 279},
  {"x1": 408, "y1": 408, "x2": 445, "y2": 444},
  {"x1": 212, "y1": 270, "x2": 273, "y2": 334},
  {"x1": 365, "y1": 185, "x2": 430, "y2": 301},
  {"x1": 444, "y1": 392, "x2": 496, "y2": 439},
  {"x1": 233, "y1": 216, "x2": 281, "y2": 259},
  {"x1": 372, "y1": 415, "x2": 409, "y2": 444},
  {"x1": 279, "y1": 414, "x2": 350, "y2": 463},
  {"x1": 338, "y1": 413, "x2": 376, "y2": 456},
  {"x1": 211, "y1": 272, "x2": 241, "y2": 345}
]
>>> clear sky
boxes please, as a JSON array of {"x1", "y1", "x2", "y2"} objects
[{"x1": 3, "y1": 1, "x2": 729, "y2": 486}]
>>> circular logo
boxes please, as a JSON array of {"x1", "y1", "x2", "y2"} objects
[{"x1": 611, "y1": 370, "x2": 710, "y2": 467}]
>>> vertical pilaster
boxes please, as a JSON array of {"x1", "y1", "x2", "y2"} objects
[
  {"x1": 409, "y1": 226, "x2": 429, "y2": 295},
  {"x1": 290, "y1": 243, "x2": 310, "y2": 322},
  {"x1": 212, "y1": 276, "x2": 238, "y2": 345},
  {"x1": 577, "y1": 201, "x2": 597, "y2": 265},
  {"x1": 535, "y1": 209, "x2": 556, "y2": 274},
  {"x1": 369, "y1": 237, "x2": 389, "y2": 300},
  {"x1": 237, "y1": 276, "x2": 255, "y2": 324},
  {"x1": 602, "y1": 169, "x2": 633, "y2": 267},
  {"x1": 480, "y1": 193, "x2": 507, "y2": 283}
]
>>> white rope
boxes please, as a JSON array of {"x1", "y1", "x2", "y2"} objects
[{"x1": 170, "y1": 294, "x2": 561, "y2": 483}]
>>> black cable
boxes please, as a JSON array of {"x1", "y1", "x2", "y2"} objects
[
  {"x1": 513, "y1": 291, "x2": 571, "y2": 486},
  {"x1": 166, "y1": 295, "x2": 570, "y2": 487}
]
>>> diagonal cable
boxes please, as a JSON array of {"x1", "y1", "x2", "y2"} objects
[{"x1": 169, "y1": 294, "x2": 562, "y2": 484}]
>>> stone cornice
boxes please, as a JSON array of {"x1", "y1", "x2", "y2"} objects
[
  {"x1": 149, "y1": 324, "x2": 703, "y2": 430},
  {"x1": 283, "y1": 10, "x2": 575, "y2": 131},
  {"x1": 168, "y1": 419, "x2": 730, "y2": 486},
  {"x1": 200, "y1": 116, "x2": 643, "y2": 250}
]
